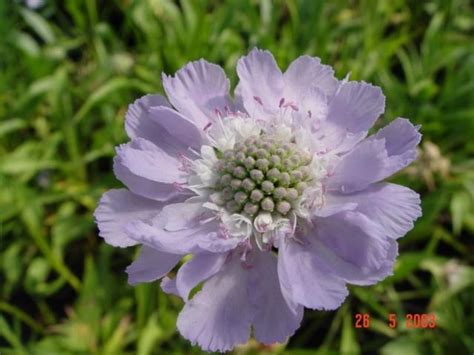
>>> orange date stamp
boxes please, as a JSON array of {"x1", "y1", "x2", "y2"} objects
[{"x1": 354, "y1": 313, "x2": 437, "y2": 329}]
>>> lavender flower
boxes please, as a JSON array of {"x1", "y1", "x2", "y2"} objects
[{"x1": 95, "y1": 49, "x2": 422, "y2": 352}]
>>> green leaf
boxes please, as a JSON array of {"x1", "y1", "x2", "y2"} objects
[
  {"x1": 450, "y1": 191, "x2": 472, "y2": 235},
  {"x1": 381, "y1": 337, "x2": 422, "y2": 355},
  {"x1": 0, "y1": 316, "x2": 27, "y2": 353},
  {"x1": 0, "y1": 118, "x2": 27, "y2": 137},
  {"x1": 340, "y1": 312, "x2": 360, "y2": 355},
  {"x1": 19, "y1": 8, "x2": 56, "y2": 44}
]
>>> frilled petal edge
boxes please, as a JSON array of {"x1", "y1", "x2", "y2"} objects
[
  {"x1": 176, "y1": 255, "x2": 252, "y2": 352},
  {"x1": 249, "y1": 251, "x2": 304, "y2": 344},
  {"x1": 236, "y1": 48, "x2": 283, "y2": 115},
  {"x1": 325, "y1": 183, "x2": 421, "y2": 239},
  {"x1": 283, "y1": 55, "x2": 338, "y2": 102},
  {"x1": 162, "y1": 59, "x2": 232, "y2": 128},
  {"x1": 277, "y1": 236, "x2": 349, "y2": 310},
  {"x1": 326, "y1": 81, "x2": 385, "y2": 134},
  {"x1": 94, "y1": 189, "x2": 163, "y2": 247}
]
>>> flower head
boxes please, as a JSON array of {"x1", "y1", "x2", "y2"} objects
[{"x1": 94, "y1": 49, "x2": 422, "y2": 352}]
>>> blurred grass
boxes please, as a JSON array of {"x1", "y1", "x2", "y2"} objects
[{"x1": 0, "y1": 0, "x2": 473, "y2": 354}]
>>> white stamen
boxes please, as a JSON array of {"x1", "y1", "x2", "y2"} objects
[{"x1": 254, "y1": 212, "x2": 273, "y2": 233}]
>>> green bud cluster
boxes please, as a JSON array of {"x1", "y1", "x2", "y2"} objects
[{"x1": 212, "y1": 135, "x2": 313, "y2": 218}]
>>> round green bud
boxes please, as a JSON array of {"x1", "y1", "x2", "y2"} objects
[
  {"x1": 282, "y1": 159, "x2": 293, "y2": 170},
  {"x1": 296, "y1": 181, "x2": 308, "y2": 193},
  {"x1": 282, "y1": 143, "x2": 292, "y2": 151},
  {"x1": 256, "y1": 158, "x2": 270, "y2": 171},
  {"x1": 225, "y1": 161, "x2": 236, "y2": 172},
  {"x1": 270, "y1": 155, "x2": 281, "y2": 167},
  {"x1": 242, "y1": 178, "x2": 256, "y2": 191},
  {"x1": 279, "y1": 172, "x2": 291, "y2": 186},
  {"x1": 247, "y1": 146, "x2": 258, "y2": 156},
  {"x1": 273, "y1": 187, "x2": 287, "y2": 199},
  {"x1": 290, "y1": 155, "x2": 300, "y2": 167},
  {"x1": 235, "y1": 151, "x2": 246, "y2": 163},
  {"x1": 267, "y1": 168, "x2": 280, "y2": 182},
  {"x1": 220, "y1": 174, "x2": 232, "y2": 185},
  {"x1": 256, "y1": 149, "x2": 267, "y2": 159},
  {"x1": 291, "y1": 170, "x2": 303, "y2": 181},
  {"x1": 261, "y1": 180, "x2": 274, "y2": 193},
  {"x1": 230, "y1": 179, "x2": 242, "y2": 190},
  {"x1": 234, "y1": 142, "x2": 245, "y2": 151},
  {"x1": 250, "y1": 189, "x2": 264, "y2": 202},
  {"x1": 261, "y1": 197, "x2": 275, "y2": 212},
  {"x1": 210, "y1": 192, "x2": 225, "y2": 205},
  {"x1": 286, "y1": 188, "x2": 299, "y2": 201},
  {"x1": 243, "y1": 156, "x2": 255, "y2": 169},
  {"x1": 234, "y1": 191, "x2": 248, "y2": 204},
  {"x1": 233, "y1": 166, "x2": 247, "y2": 179},
  {"x1": 250, "y1": 169, "x2": 264, "y2": 182},
  {"x1": 244, "y1": 202, "x2": 259, "y2": 216},
  {"x1": 223, "y1": 150, "x2": 234, "y2": 160},
  {"x1": 275, "y1": 147, "x2": 286, "y2": 156},
  {"x1": 222, "y1": 187, "x2": 234, "y2": 200},
  {"x1": 276, "y1": 201, "x2": 292, "y2": 215},
  {"x1": 216, "y1": 161, "x2": 226, "y2": 173}
]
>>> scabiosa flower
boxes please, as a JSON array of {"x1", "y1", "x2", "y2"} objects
[{"x1": 94, "y1": 49, "x2": 422, "y2": 352}]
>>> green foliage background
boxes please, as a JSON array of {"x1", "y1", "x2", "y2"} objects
[{"x1": 1, "y1": 0, "x2": 473, "y2": 354}]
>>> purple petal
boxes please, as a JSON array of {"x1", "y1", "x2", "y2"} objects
[
  {"x1": 293, "y1": 87, "x2": 366, "y2": 154},
  {"x1": 176, "y1": 252, "x2": 227, "y2": 300},
  {"x1": 132, "y1": 202, "x2": 243, "y2": 253},
  {"x1": 113, "y1": 154, "x2": 184, "y2": 202},
  {"x1": 94, "y1": 189, "x2": 163, "y2": 247},
  {"x1": 327, "y1": 183, "x2": 421, "y2": 239},
  {"x1": 284, "y1": 55, "x2": 337, "y2": 101},
  {"x1": 369, "y1": 118, "x2": 422, "y2": 179},
  {"x1": 125, "y1": 94, "x2": 170, "y2": 140},
  {"x1": 162, "y1": 60, "x2": 231, "y2": 128},
  {"x1": 316, "y1": 211, "x2": 394, "y2": 272},
  {"x1": 125, "y1": 203, "x2": 241, "y2": 254},
  {"x1": 309, "y1": 232, "x2": 397, "y2": 286},
  {"x1": 236, "y1": 48, "x2": 283, "y2": 114},
  {"x1": 149, "y1": 106, "x2": 203, "y2": 150},
  {"x1": 314, "y1": 120, "x2": 367, "y2": 154},
  {"x1": 125, "y1": 95, "x2": 191, "y2": 156},
  {"x1": 125, "y1": 246, "x2": 181, "y2": 285},
  {"x1": 116, "y1": 138, "x2": 184, "y2": 184},
  {"x1": 161, "y1": 276, "x2": 180, "y2": 297},
  {"x1": 314, "y1": 200, "x2": 358, "y2": 217},
  {"x1": 176, "y1": 256, "x2": 252, "y2": 352},
  {"x1": 125, "y1": 219, "x2": 213, "y2": 254},
  {"x1": 196, "y1": 232, "x2": 243, "y2": 253},
  {"x1": 329, "y1": 118, "x2": 421, "y2": 193},
  {"x1": 248, "y1": 251, "x2": 304, "y2": 344},
  {"x1": 299, "y1": 87, "x2": 329, "y2": 122},
  {"x1": 328, "y1": 138, "x2": 389, "y2": 193},
  {"x1": 329, "y1": 130, "x2": 367, "y2": 154},
  {"x1": 155, "y1": 202, "x2": 204, "y2": 231},
  {"x1": 327, "y1": 81, "x2": 385, "y2": 134},
  {"x1": 277, "y1": 236, "x2": 349, "y2": 310}
]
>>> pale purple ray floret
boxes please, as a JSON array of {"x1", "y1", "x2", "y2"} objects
[{"x1": 94, "y1": 48, "x2": 422, "y2": 352}]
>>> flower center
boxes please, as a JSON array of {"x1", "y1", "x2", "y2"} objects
[{"x1": 210, "y1": 134, "x2": 313, "y2": 220}]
